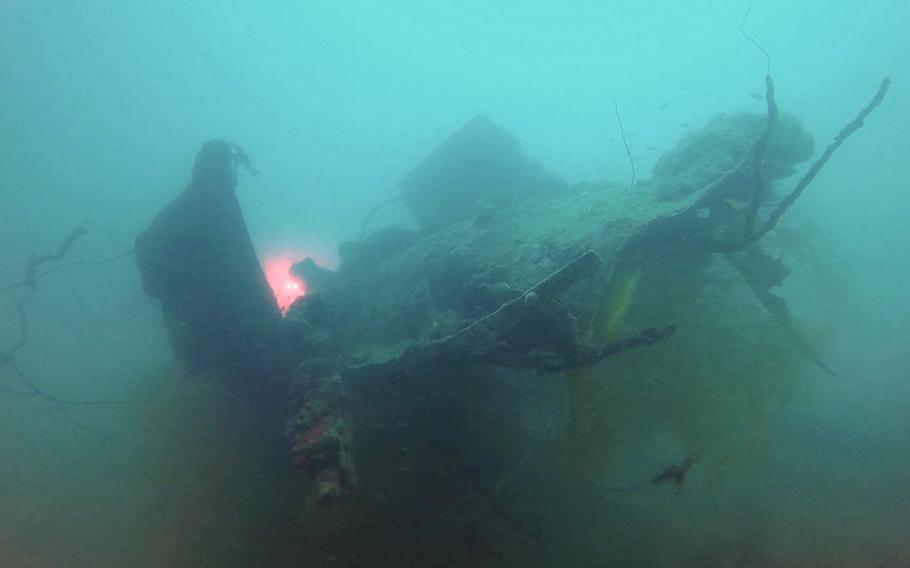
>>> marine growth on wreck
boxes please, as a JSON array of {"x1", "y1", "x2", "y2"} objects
[
  {"x1": 0, "y1": 19, "x2": 894, "y2": 561},
  {"x1": 269, "y1": 77, "x2": 886, "y2": 563}
]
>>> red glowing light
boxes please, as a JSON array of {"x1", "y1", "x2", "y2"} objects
[{"x1": 265, "y1": 258, "x2": 306, "y2": 314}]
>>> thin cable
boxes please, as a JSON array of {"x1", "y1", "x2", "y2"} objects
[
  {"x1": 739, "y1": 0, "x2": 771, "y2": 76},
  {"x1": 0, "y1": 249, "x2": 135, "y2": 293},
  {"x1": 580, "y1": 102, "x2": 640, "y2": 360},
  {"x1": 580, "y1": 475, "x2": 652, "y2": 493},
  {"x1": 614, "y1": 102, "x2": 636, "y2": 201}
]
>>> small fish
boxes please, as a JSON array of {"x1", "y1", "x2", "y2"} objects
[
  {"x1": 750, "y1": 92, "x2": 763, "y2": 100},
  {"x1": 680, "y1": 122, "x2": 691, "y2": 128},
  {"x1": 646, "y1": 145, "x2": 656, "y2": 151},
  {"x1": 659, "y1": 102, "x2": 670, "y2": 111},
  {"x1": 652, "y1": 454, "x2": 699, "y2": 496},
  {"x1": 722, "y1": 198, "x2": 749, "y2": 213}
]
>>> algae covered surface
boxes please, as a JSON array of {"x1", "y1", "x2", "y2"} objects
[
  {"x1": 269, "y1": 108, "x2": 843, "y2": 565},
  {"x1": 339, "y1": 111, "x2": 823, "y2": 487}
]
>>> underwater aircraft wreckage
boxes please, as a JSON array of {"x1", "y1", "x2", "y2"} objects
[
  {"x1": 2, "y1": 75, "x2": 889, "y2": 511},
  {"x1": 278, "y1": 76, "x2": 889, "y2": 499}
]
